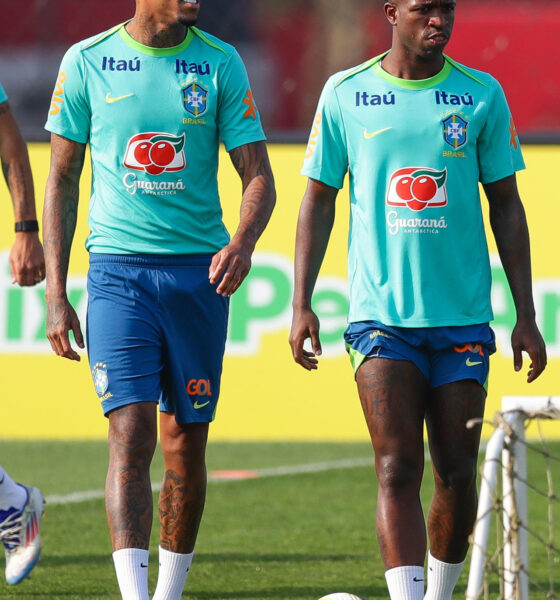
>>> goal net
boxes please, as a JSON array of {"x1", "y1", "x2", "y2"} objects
[{"x1": 466, "y1": 396, "x2": 560, "y2": 600}]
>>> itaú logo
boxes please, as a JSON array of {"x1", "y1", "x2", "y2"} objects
[{"x1": 186, "y1": 379, "x2": 212, "y2": 397}]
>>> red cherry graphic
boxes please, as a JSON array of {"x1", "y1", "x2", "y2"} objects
[
  {"x1": 396, "y1": 176, "x2": 414, "y2": 201},
  {"x1": 149, "y1": 141, "x2": 175, "y2": 167},
  {"x1": 134, "y1": 141, "x2": 152, "y2": 165},
  {"x1": 411, "y1": 176, "x2": 437, "y2": 202},
  {"x1": 407, "y1": 199, "x2": 426, "y2": 211},
  {"x1": 145, "y1": 164, "x2": 165, "y2": 175}
]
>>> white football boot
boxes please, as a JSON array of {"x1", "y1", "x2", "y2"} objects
[{"x1": 0, "y1": 485, "x2": 45, "y2": 584}]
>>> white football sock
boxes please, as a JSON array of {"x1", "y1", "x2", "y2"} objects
[
  {"x1": 0, "y1": 466, "x2": 27, "y2": 511},
  {"x1": 385, "y1": 565, "x2": 425, "y2": 600},
  {"x1": 424, "y1": 551, "x2": 465, "y2": 600},
  {"x1": 152, "y1": 546, "x2": 193, "y2": 600},
  {"x1": 112, "y1": 548, "x2": 150, "y2": 600}
]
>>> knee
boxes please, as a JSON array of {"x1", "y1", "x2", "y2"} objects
[
  {"x1": 108, "y1": 406, "x2": 157, "y2": 466},
  {"x1": 437, "y1": 457, "x2": 478, "y2": 493},
  {"x1": 376, "y1": 454, "x2": 423, "y2": 492},
  {"x1": 161, "y1": 423, "x2": 208, "y2": 465}
]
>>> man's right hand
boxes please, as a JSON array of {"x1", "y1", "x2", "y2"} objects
[
  {"x1": 46, "y1": 297, "x2": 84, "y2": 361},
  {"x1": 289, "y1": 307, "x2": 322, "y2": 371}
]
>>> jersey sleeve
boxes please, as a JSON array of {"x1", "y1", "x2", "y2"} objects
[
  {"x1": 217, "y1": 50, "x2": 266, "y2": 152},
  {"x1": 44, "y1": 44, "x2": 91, "y2": 143},
  {"x1": 301, "y1": 76, "x2": 348, "y2": 190},
  {"x1": 477, "y1": 78, "x2": 525, "y2": 184},
  {"x1": 0, "y1": 83, "x2": 7, "y2": 104}
]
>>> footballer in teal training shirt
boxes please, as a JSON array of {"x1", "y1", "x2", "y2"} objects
[
  {"x1": 290, "y1": 2, "x2": 545, "y2": 599},
  {"x1": 43, "y1": 3, "x2": 275, "y2": 599},
  {"x1": 301, "y1": 52, "x2": 524, "y2": 328},
  {"x1": 46, "y1": 22, "x2": 266, "y2": 255}
]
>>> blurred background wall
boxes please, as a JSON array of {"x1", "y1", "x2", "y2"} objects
[{"x1": 1, "y1": 0, "x2": 559, "y2": 142}]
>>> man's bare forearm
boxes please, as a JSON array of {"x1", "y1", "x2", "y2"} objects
[
  {"x1": 229, "y1": 141, "x2": 276, "y2": 249},
  {"x1": 485, "y1": 175, "x2": 536, "y2": 320},
  {"x1": 43, "y1": 135, "x2": 86, "y2": 299},
  {"x1": 293, "y1": 179, "x2": 338, "y2": 310},
  {"x1": 0, "y1": 101, "x2": 36, "y2": 220}
]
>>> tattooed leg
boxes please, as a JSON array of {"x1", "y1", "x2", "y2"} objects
[
  {"x1": 159, "y1": 415, "x2": 209, "y2": 554},
  {"x1": 106, "y1": 402, "x2": 158, "y2": 550},
  {"x1": 425, "y1": 380, "x2": 486, "y2": 563},
  {"x1": 356, "y1": 357, "x2": 429, "y2": 569}
]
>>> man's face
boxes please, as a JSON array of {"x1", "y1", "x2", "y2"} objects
[
  {"x1": 146, "y1": 0, "x2": 200, "y2": 27},
  {"x1": 387, "y1": 0, "x2": 456, "y2": 57}
]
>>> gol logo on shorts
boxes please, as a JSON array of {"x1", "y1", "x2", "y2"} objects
[
  {"x1": 454, "y1": 344, "x2": 484, "y2": 356},
  {"x1": 186, "y1": 379, "x2": 212, "y2": 396}
]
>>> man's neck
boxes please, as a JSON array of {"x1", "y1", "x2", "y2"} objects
[
  {"x1": 126, "y1": 15, "x2": 188, "y2": 48},
  {"x1": 381, "y1": 46, "x2": 445, "y2": 81}
]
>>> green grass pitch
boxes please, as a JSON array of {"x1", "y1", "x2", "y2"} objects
[{"x1": 0, "y1": 440, "x2": 558, "y2": 599}]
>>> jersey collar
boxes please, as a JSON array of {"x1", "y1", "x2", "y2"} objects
[
  {"x1": 118, "y1": 21, "x2": 194, "y2": 56},
  {"x1": 372, "y1": 54, "x2": 452, "y2": 90}
]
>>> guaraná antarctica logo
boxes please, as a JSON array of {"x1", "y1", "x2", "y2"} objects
[
  {"x1": 123, "y1": 132, "x2": 186, "y2": 175},
  {"x1": 387, "y1": 166, "x2": 448, "y2": 212}
]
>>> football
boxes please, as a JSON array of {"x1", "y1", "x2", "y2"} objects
[{"x1": 318, "y1": 594, "x2": 367, "y2": 600}]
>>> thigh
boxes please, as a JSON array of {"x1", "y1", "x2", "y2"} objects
[
  {"x1": 429, "y1": 324, "x2": 495, "y2": 389},
  {"x1": 158, "y1": 263, "x2": 229, "y2": 424},
  {"x1": 87, "y1": 260, "x2": 163, "y2": 416},
  {"x1": 356, "y1": 357, "x2": 429, "y2": 461},
  {"x1": 426, "y1": 380, "x2": 486, "y2": 476}
]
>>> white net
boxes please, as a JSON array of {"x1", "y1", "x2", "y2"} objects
[{"x1": 466, "y1": 397, "x2": 560, "y2": 600}]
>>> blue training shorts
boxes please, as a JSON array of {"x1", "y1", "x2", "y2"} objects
[
  {"x1": 344, "y1": 320, "x2": 496, "y2": 390},
  {"x1": 87, "y1": 254, "x2": 229, "y2": 423}
]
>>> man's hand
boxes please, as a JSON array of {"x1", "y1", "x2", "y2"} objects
[
  {"x1": 289, "y1": 307, "x2": 322, "y2": 370},
  {"x1": 9, "y1": 232, "x2": 45, "y2": 286},
  {"x1": 209, "y1": 239, "x2": 253, "y2": 297},
  {"x1": 46, "y1": 297, "x2": 85, "y2": 361},
  {"x1": 511, "y1": 317, "x2": 547, "y2": 383}
]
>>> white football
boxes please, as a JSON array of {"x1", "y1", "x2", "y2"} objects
[{"x1": 318, "y1": 594, "x2": 367, "y2": 600}]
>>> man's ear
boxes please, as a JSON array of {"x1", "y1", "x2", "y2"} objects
[{"x1": 384, "y1": 2, "x2": 398, "y2": 26}]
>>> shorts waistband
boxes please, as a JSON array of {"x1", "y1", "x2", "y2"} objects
[{"x1": 89, "y1": 253, "x2": 214, "y2": 267}]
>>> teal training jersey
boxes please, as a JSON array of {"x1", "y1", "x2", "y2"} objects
[
  {"x1": 0, "y1": 83, "x2": 7, "y2": 104},
  {"x1": 45, "y1": 23, "x2": 266, "y2": 255},
  {"x1": 302, "y1": 54, "x2": 524, "y2": 328}
]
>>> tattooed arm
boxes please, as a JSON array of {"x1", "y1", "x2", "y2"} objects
[
  {"x1": 0, "y1": 100, "x2": 45, "y2": 286},
  {"x1": 43, "y1": 133, "x2": 87, "y2": 361},
  {"x1": 209, "y1": 140, "x2": 276, "y2": 296}
]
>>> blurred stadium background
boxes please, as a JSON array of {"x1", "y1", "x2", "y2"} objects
[{"x1": 2, "y1": 0, "x2": 559, "y2": 142}]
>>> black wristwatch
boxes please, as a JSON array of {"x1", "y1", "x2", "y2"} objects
[{"x1": 15, "y1": 220, "x2": 39, "y2": 232}]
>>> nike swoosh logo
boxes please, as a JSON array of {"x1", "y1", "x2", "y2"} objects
[
  {"x1": 194, "y1": 399, "x2": 210, "y2": 409},
  {"x1": 363, "y1": 126, "x2": 392, "y2": 139},
  {"x1": 413, "y1": 577, "x2": 424, "y2": 582},
  {"x1": 105, "y1": 93, "x2": 135, "y2": 104},
  {"x1": 140, "y1": 563, "x2": 148, "y2": 568},
  {"x1": 466, "y1": 358, "x2": 483, "y2": 366}
]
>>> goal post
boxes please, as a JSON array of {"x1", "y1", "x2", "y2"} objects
[{"x1": 466, "y1": 395, "x2": 560, "y2": 600}]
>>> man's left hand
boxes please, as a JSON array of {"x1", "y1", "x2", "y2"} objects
[
  {"x1": 209, "y1": 240, "x2": 253, "y2": 297},
  {"x1": 10, "y1": 232, "x2": 45, "y2": 286},
  {"x1": 512, "y1": 317, "x2": 547, "y2": 382}
]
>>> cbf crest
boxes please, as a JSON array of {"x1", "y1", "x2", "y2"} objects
[
  {"x1": 92, "y1": 362, "x2": 109, "y2": 396},
  {"x1": 443, "y1": 114, "x2": 468, "y2": 149},
  {"x1": 183, "y1": 82, "x2": 208, "y2": 117}
]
